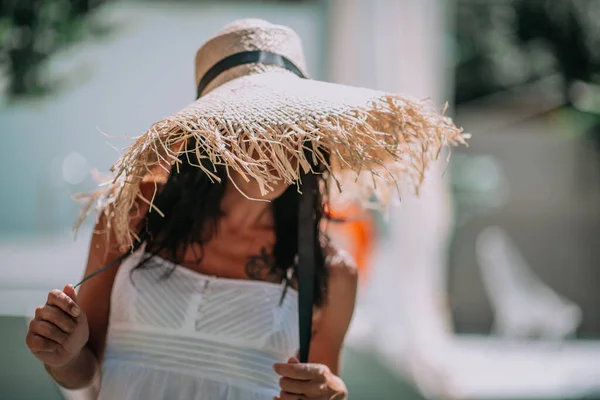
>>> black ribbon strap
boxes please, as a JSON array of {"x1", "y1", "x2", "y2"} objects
[
  {"x1": 196, "y1": 50, "x2": 306, "y2": 98},
  {"x1": 297, "y1": 172, "x2": 317, "y2": 363},
  {"x1": 74, "y1": 232, "x2": 147, "y2": 288}
]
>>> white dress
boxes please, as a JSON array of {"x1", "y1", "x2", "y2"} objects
[{"x1": 98, "y1": 250, "x2": 299, "y2": 400}]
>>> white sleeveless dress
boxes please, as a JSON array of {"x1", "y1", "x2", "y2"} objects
[{"x1": 98, "y1": 250, "x2": 299, "y2": 400}]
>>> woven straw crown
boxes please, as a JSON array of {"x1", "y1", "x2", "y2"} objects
[
  {"x1": 195, "y1": 19, "x2": 308, "y2": 95},
  {"x1": 76, "y1": 18, "x2": 469, "y2": 250}
]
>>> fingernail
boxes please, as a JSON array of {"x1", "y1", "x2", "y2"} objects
[{"x1": 72, "y1": 306, "x2": 80, "y2": 317}]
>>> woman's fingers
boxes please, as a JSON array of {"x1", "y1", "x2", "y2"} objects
[
  {"x1": 26, "y1": 332, "x2": 61, "y2": 353},
  {"x1": 46, "y1": 287, "x2": 80, "y2": 318},
  {"x1": 279, "y1": 378, "x2": 326, "y2": 398},
  {"x1": 28, "y1": 319, "x2": 69, "y2": 345},
  {"x1": 274, "y1": 359, "x2": 336, "y2": 399},
  {"x1": 62, "y1": 284, "x2": 79, "y2": 305},
  {"x1": 273, "y1": 362, "x2": 328, "y2": 381},
  {"x1": 26, "y1": 287, "x2": 89, "y2": 369},
  {"x1": 35, "y1": 305, "x2": 76, "y2": 334},
  {"x1": 275, "y1": 394, "x2": 307, "y2": 400},
  {"x1": 279, "y1": 377, "x2": 306, "y2": 394}
]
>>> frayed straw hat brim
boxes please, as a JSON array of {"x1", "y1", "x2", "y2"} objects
[{"x1": 77, "y1": 70, "x2": 468, "y2": 249}]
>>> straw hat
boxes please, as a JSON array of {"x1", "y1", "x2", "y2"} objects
[{"x1": 77, "y1": 18, "x2": 468, "y2": 249}]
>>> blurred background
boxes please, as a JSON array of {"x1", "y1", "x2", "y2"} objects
[{"x1": 1, "y1": 0, "x2": 600, "y2": 399}]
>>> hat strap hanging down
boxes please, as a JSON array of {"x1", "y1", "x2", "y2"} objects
[
  {"x1": 74, "y1": 233, "x2": 147, "y2": 288},
  {"x1": 196, "y1": 50, "x2": 306, "y2": 98},
  {"x1": 296, "y1": 172, "x2": 317, "y2": 363}
]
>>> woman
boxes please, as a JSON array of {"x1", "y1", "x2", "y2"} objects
[{"x1": 25, "y1": 19, "x2": 466, "y2": 399}]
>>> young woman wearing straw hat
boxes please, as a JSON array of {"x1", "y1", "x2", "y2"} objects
[{"x1": 25, "y1": 19, "x2": 466, "y2": 399}]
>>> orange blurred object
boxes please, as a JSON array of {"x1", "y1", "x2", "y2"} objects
[{"x1": 326, "y1": 206, "x2": 376, "y2": 280}]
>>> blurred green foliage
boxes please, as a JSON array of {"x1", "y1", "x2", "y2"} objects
[
  {"x1": 454, "y1": 0, "x2": 600, "y2": 164},
  {"x1": 0, "y1": 0, "x2": 313, "y2": 100},
  {"x1": 454, "y1": 0, "x2": 600, "y2": 105},
  {"x1": 0, "y1": 0, "x2": 110, "y2": 99}
]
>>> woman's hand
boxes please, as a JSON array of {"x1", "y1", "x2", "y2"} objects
[
  {"x1": 273, "y1": 357, "x2": 347, "y2": 400},
  {"x1": 26, "y1": 285, "x2": 89, "y2": 368}
]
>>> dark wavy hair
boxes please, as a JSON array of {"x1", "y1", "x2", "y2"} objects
[{"x1": 132, "y1": 143, "x2": 330, "y2": 307}]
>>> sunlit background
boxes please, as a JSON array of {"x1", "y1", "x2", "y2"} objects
[{"x1": 1, "y1": 0, "x2": 600, "y2": 399}]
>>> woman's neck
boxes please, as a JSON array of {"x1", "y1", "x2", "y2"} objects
[{"x1": 219, "y1": 185, "x2": 274, "y2": 231}]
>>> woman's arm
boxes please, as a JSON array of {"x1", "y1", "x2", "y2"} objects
[
  {"x1": 28, "y1": 182, "x2": 154, "y2": 389},
  {"x1": 34, "y1": 213, "x2": 121, "y2": 389},
  {"x1": 274, "y1": 245, "x2": 358, "y2": 399},
  {"x1": 309, "y1": 246, "x2": 358, "y2": 374},
  {"x1": 44, "y1": 207, "x2": 130, "y2": 388}
]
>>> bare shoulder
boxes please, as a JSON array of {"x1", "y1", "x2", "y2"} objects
[
  {"x1": 323, "y1": 241, "x2": 358, "y2": 281},
  {"x1": 322, "y1": 238, "x2": 359, "y2": 294},
  {"x1": 309, "y1": 238, "x2": 358, "y2": 366}
]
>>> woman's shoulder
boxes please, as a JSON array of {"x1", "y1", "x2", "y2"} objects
[
  {"x1": 312, "y1": 238, "x2": 358, "y2": 343},
  {"x1": 321, "y1": 238, "x2": 359, "y2": 289}
]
